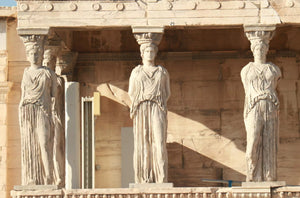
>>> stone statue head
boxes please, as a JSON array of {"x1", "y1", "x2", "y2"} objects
[
  {"x1": 22, "y1": 35, "x2": 46, "y2": 66},
  {"x1": 250, "y1": 40, "x2": 269, "y2": 64},
  {"x1": 140, "y1": 43, "x2": 158, "y2": 61},
  {"x1": 245, "y1": 30, "x2": 273, "y2": 64},
  {"x1": 25, "y1": 43, "x2": 44, "y2": 66},
  {"x1": 43, "y1": 48, "x2": 56, "y2": 70}
]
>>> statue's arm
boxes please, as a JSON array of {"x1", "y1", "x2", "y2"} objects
[
  {"x1": 165, "y1": 69, "x2": 171, "y2": 101},
  {"x1": 128, "y1": 68, "x2": 137, "y2": 102},
  {"x1": 240, "y1": 64, "x2": 250, "y2": 118},
  {"x1": 240, "y1": 64, "x2": 249, "y2": 89}
]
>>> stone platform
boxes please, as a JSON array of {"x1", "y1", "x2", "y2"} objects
[
  {"x1": 10, "y1": 185, "x2": 300, "y2": 198},
  {"x1": 242, "y1": 181, "x2": 286, "y2": 188}
]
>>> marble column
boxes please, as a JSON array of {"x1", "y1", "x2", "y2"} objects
[
  {"x1": 242, "y1": 25, "x2": 281, "y2": 182},
  {"x1": 129, "y1": 26, "x2": 171, "y2": 185},
  {"x1": 64, "y1": 82, "x2": 80, "y2": 189},
  {"x1": 56, "y1": 50, "x2": 79, "y2": 189},
  {"x1": 43, "y1": 33, "x2": 65, "y2": 188}
]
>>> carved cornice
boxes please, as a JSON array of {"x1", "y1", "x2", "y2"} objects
[
  {"x1": 244, "y1": 24, "x2": 276, "y2": 32},
  {"x1": 17, "y1": 28, "x2": 50, "y2": 36}
]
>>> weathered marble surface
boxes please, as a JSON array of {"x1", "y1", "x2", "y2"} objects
[
  {"x1": 241, "y1": 27, "x2": 281, "y2": 182},
  {"x1": 43, "y1": 40, "x2": 65, "y2": 187},
  {"x1": 19, "y1": 35, "x2": 57, "y2": 185},
  {"x1": 129, "y1": 31, "x2": 170, "y2": 183}
]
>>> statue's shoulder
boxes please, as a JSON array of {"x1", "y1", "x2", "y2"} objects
[
  {"x1": 23, "y1": 67, "x2": 30, "y2": 73},
  {"x1": 42, "y1": 66, "x2": 52, "y2": 72},
  {"x1": 241, "y1": 62, "x2": 252, "y2": 76},
  {"x1": 243, "y1": 62, "x2": 253, "y2": 68},
  {"x1": 157, "y1": 65, "x2": 168, "y2": 75},
  {"x1": 130, "y1": 65, "x2": 142, "y2": 79},
  {"x1": 42, "y1": 66, "x2": 56, "y2": 75},
  {"x1": 22, "y1": 67, "x2": 30, "y2": 80},
  {"x1": 266, "y1": 62, "x2": 280, "y2": 69},
  {"x1": 131, "y1": 65, "x2": 142, "y2": 73},
  {"x1": 41, "y1": 66, "x2": 58, "y2": 80},
  {"x1": 266, "y1": 62, "x2": 282, "y2": 77}
]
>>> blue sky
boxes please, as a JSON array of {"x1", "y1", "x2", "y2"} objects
[{"x1": 0, "y1": 0, "x2": 16, "y2": 7}]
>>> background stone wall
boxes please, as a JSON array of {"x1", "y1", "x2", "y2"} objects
[
  {"x1": 0, "y1": 19, "x2": 8, "y2": 198},
  {"x1": 6, "y1": 17, "x2": 27, "y2": 196},
  {"x1": 74, "y1": 27, "x2": 300, "y2": 187}
]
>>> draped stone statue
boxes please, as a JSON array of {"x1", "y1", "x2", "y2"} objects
[
  {"x1": 43, "y1": 42, "x2": 65, "y2": 187},
  {"x1": 129, "y1": 32, "x2": 170, "y2": 183},
  {"x1": 241, "y1": 28, "x2": 281, "y2": 182},
  {"x1": 19, "y1": 35, "x2": 57, "y2": 185}
]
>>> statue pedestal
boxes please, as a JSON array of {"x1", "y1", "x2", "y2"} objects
[
  {"x1": 129, "y1": 183, "x2": 173, "y2": 188},
  {"x1": 13, "y1": 185, "x2": 58, "y2": 191},
  {"x1": 242, "y1": 181, "x2": 286, "y2": 188}
]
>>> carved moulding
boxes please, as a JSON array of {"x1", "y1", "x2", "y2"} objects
[
  {"x1": 18, "y1": 27, "x2": 49, "y2": 34},
  {"x1": 244, "y1": 24, "x2": 276, "y2": 40}
]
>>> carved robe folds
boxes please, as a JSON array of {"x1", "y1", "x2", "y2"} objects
[
  {"x1": 242, "y1": 62, "x2": 281, "y2": 181},
  {"x1": 129, "y1": 65, "x2": 170, "y2": 183},
  {"x1": 19, "y1": 66, "x2": 57, "y2": 185}
]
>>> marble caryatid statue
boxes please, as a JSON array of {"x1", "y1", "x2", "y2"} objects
[
  {"x1": 241, "y1": 29, "x2": 281, "y2": 182},
  {"x1": 128, "y1": 33, "x2": 170, "y2": 183},
  {"x1": 19, "y1": 35, "x2": 57, "y2": 185},
  {"x1": 43, "y1": 42, "x2": 65, "y2": 187}
]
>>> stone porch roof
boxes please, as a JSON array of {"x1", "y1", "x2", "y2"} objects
[{"x1": 14, "y1": 0, "x2": 300, "y2": 31}]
